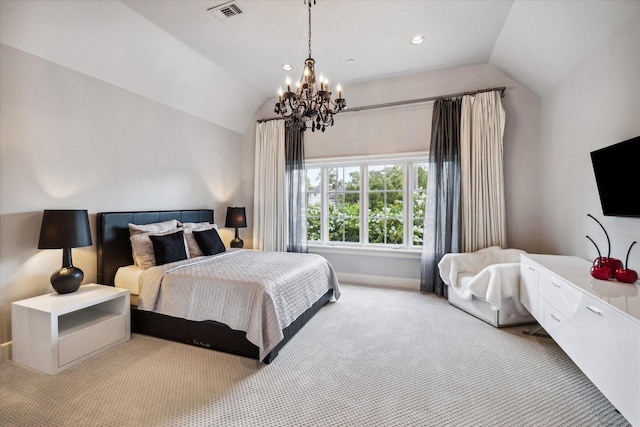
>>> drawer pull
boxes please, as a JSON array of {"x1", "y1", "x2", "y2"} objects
[
  {"x1": 528, "y1": 266, "x2": 535, "y2": 271},
  {"x1": 586, "y1": 305, "x2": 603, "y2": 315},
  {"x1": 550, "y1": 313, "x2": 560, "y2": 322},
  {"x1": 551, "y1": 281, "x2": 561, "y2": 288}
]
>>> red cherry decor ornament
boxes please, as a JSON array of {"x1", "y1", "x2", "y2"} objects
[
  {"x1": 588, "y1": 214, "x2": 623, "y2": 278},
  {"x1": 614, "y1": 241, "x2": 638, "y2": 284},
  {"x1": 586, "y1": 236, "x2": 612, "y2": 280}
]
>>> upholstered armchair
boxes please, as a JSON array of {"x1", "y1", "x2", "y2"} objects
[{"x1": 438, "y1": 246, "x2": 533, "y2": 326}]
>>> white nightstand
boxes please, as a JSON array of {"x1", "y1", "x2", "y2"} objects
[{"x1": 11, "y1": 284, "x2": 130, "y2": 374}]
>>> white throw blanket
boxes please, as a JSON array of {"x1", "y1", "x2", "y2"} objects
[
  {"x1": 138, "y1": 249, "x2": 340, "y2": 361},
  {"x1": 438, "y1": 246, "x2": 527, "y2": 313}
]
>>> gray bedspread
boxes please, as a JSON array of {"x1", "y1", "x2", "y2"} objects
[{"x1": 137, "y1": 249, "x2": 340, "y2": 360}]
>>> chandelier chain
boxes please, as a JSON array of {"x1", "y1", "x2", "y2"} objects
[
  {"x1": 299, "y1": 0, "x2": 312, "y2": 86},
  {"x1": 308, "y1": 0, "x2": 312, "y2": 58}
]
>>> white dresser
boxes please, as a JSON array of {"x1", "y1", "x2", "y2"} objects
[
  {"x1": 11, "y1": 284, "x2": 130, "y2": 374},
  {"x1": 520, "y1": 254, "x2": 639, "y2": 427}
]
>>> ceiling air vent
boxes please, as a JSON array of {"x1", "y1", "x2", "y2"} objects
[{"x1": 207, "y1": 1, "x2": 244, "y2": 21}]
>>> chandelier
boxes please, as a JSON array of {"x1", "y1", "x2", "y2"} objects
[{"x1": 274, "y1": 0, "x2": 346, "y2": 132}]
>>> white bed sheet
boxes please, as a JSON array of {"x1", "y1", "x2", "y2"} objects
[{"x1": 114, "y1": 265, "x2": 143, "y2": 295}]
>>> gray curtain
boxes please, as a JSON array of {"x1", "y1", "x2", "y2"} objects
[
  {"x1": 420, "y1": 98, "x2": 462, "y2": 296},
  {"x1": 285, "y1": 123, "x2": 308, "y2": 253}
]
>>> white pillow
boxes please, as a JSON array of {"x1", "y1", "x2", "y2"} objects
[
  {"x1": 130, "y1": 229, "x2": 189, "y2": 269},
  {"x1": 128, "y1": 220, "x2": 179, "y2": 236},
  {"x1": 179, "y1": 222, "x2": 218, "y2": 231},
  {"x1": 181, "y1": 223, "x2": 218, "y2": 258}
]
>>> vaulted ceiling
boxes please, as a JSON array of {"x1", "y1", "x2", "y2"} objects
[
  {"x1": 2, "y1": 1, "x2": 638, "y2": 134},
  {"x1": 124, "y1": 0, "x2": 639, "y2": 98}
]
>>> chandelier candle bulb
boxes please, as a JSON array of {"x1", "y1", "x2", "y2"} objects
[
  {"x1": 286, "y1": 77, "x2": 291, "y2": 93},
  {"x1": 337, "y1": 84, "x2": 342, "y2": 98}
]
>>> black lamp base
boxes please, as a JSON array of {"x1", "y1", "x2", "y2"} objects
[
  {"x1": 50, "y1": 266, "x2": 84, "y2": 294},
  {"x1": 230, "y1": 237, "x2": 244, "y2": 248}
]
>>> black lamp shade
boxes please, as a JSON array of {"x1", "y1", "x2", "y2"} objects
[
  {"x1": 38, "y1": 210, "x2": 92, "y2": 294},
  {"x1": 225, "y1": 207, "x2": 247, "y2": 229},
  {"x1": 225, "y1": 207, "x2": 247, "y2": 248},
  {"x1": 39, "y1": 210, "x2": 92, "y2": 249}
]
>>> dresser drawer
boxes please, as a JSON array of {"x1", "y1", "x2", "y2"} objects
[
  {"x1": 538, "y1": 297, "x2": 590, "y2": 370},
  {"x1": 520, "y1": 258, "x2": 539, "y2": 317},
  {"x1": 571, "y1": 295, "x2": 640, "y2": 423},
  {"x1": 573, "y1": 295, "x2": 637, "y2": 341},
  {"x1": 58, "y1": 313, "x2": 126, "y2": 367},
  {"x1": 538, "y1": 269, "x2": 582, "y2": 322}
]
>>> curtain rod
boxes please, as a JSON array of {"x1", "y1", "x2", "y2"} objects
[
  {"x1": 256, "y1": 86, "x2": 506, "y2": 122},
  {"x1": 341, "y1": 86, "x2": 506, "y2": 114},
  {"x1": 256, "y1": 117, "x2": 285, "y2": 123}
]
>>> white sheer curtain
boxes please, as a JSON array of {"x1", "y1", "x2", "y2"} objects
[
  {"x1": 460, "y1": 90, "x2": 507, "y2": 252},
  {"x1": 253, "y1": 120, "x2": 287, "y2": 251}
]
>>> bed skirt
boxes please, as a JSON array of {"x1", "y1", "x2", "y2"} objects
[{"x1": 131, "y1": 289, "x2": 334, "y2": 363}]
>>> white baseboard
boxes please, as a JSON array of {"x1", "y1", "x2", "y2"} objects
[
  {"x1": 336, "y1": 272, "x2": 420, "y2": 291},
  {"x1": 1, "y1": 341, "x2": 11, "y2": 363}
]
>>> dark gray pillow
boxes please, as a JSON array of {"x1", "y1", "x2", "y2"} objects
[
  {"x1": 149, "y1": 230, "x2": 188, "y2": 265},
  {"x1": 193, "y1": 228, "x2": 226, "y2": 256}
]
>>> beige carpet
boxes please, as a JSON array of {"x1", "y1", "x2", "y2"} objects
[{"x1": 0, "y1": 284, "x2": 630, "y2": 426}]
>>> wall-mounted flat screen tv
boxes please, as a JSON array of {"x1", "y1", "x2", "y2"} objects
[{"x1": 590, "y1": 135, "x2": 640, "y2": 217}]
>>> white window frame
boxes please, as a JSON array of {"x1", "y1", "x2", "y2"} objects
[{"x1": 306, "y1": 152, "x2": 428, "y2": 252}]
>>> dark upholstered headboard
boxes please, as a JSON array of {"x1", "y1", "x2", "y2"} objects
[{"x1": 96, "y1": 209, "x2": 214, "y2": 285}]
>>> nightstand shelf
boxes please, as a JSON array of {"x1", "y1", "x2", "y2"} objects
[{"x1": 11, "y1": 284, "x2": 130, "y2": 374}]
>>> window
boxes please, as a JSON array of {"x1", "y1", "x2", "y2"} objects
[
  {"x1": 306, "y1": 153, "x2": 428, "y2": 250},
  {"x1": 368, "y1": 164, "x2": 404, "y2": 245},
  {"x1": 305, "y1": 168, "x2": 322, "y2": 241},
  {"x1": 411, "y1": 162, "x2": 428, "y2": 246},
  {"x1": 328, "y1": 166, "x2": 360, "y2": 243}
]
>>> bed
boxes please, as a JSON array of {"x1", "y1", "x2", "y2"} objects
[{"x1": 96, "y1": 209, "x2": 339, "y2": 363}]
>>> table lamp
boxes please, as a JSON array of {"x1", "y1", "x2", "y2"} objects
[
  {"x1": 38, "y1": 209, "x2": 92, "y2": 294},
  {"x1": 225, "y1": 207, "x2": 247, "y2": 248}
]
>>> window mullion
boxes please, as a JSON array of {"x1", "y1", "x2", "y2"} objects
[
  {"x1": 405, "y1": 160, "x2": 411, "y2": 249},
  {"x1": 361, "y1": 164, "x2": 367, "y2": 246},
  {"x1": 321, "y1": 167, "x2": 329, "y2": 244}
]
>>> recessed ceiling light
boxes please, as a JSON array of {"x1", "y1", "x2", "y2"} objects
[
  {"x1": 411, "y1": 35, "x2": 425, "y2": 45},
  {"x1": 347, "y1": 58, "x2": 355, "y2": 64},
  {"x1": 282, "y1": 64, "x2": 293, "y2": 71}
]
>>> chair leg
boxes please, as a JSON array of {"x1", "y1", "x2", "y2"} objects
[{"x1": 522, "y1": 325, "x2": 550, "y2": 338}]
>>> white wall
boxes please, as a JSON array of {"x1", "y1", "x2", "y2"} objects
[
  {"x1": 0, "y1": 0, "x2": 261, "y2": 134},
  {"x1": 243, "y1": 63, "x2": 541, "y2": 289},
  {"x1": 539, "y1": 11, "x2": 640, "y2": 265},
  {"x1": 0, "y1": 44, "x2": 243, "y2": 358}
]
